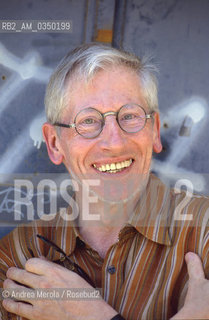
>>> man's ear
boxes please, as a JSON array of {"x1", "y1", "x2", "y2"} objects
[
  {"x1": 152, "y1": 113, "x2": 162, "y2": 154},
  {"x1": 42, "y1": 122, "x2": 63, "y2": 165}
]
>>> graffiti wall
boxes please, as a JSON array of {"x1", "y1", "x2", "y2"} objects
[{"x1": 0, "y1": 0, "x2": 208, "y2": 237}]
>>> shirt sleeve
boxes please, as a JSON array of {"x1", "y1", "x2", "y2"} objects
[
  {"x1": 201, "y1": 213, "x2": 209, "y2": 278},
  {"x1": 177, "y1": 196, "x2": 209, "y2": 311},
  {"x1": 0, "y1": 220, "x2": 51, "y2": 320},
  {"x1": 0, "y1": 228, "x2": 26, "y2": 320}
]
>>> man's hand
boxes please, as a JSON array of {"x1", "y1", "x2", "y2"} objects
[
  {"x1": 3, "y1": 254, "x2": 208, "y2": 320},
  {"x1": 171, "y1": 252, "x2": 209, "y2": 319},
  {"x1": 2, "y1": 258, "x2": 117, "y2": 320}
]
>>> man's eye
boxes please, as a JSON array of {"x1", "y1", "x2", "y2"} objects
[
  {"x1": 83, "y1": 118, "x2": 95, "y2": 124},
  {"x1": 122, "y1": 114, "x2": 136, "y2": 120}
]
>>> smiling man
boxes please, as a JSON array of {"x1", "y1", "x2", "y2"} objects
[{"x1": 0, "y1": 43, "x2": 208, "y2": 320}]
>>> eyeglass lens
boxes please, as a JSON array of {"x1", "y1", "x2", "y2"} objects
[{"x1": 75, "y1": 104, "x2": 147, "y2": 138}]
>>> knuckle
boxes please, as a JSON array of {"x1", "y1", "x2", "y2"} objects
[
  {"x1": 40, "y1": 279, "x2": 51, "y2": 289},
  {"x1": 16, "y1": 301, "x2": 24, "y2": 315},
  {"x1": 3, "y1": 278, "x2": 9, "y2": 287},
  {"x1": 25, "y1": 258, "x2": 35, "y2": 270},
  {"x1": 49, "y1": 268, "x2": 58, "y2": 277},
  {"x1": 17, "y1": 272, "x2": 25, "y2": 283},
  {"x1": 6, "y1": 267, "x2": 16, "y2": 277},
  {"x1": 47, "y1": 265, "x2": 61, "y2": 278},
  {"x1": 3, "y1": 278, "x2": 13, "y2": 288}
]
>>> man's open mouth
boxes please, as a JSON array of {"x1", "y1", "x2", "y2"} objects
[{"x1": 93, "y1": 159, "x2": 133, "y2": 173}]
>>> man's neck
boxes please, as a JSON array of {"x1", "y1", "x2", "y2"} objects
[{"x1": 75, "y1": 191, "x2": 141, "y2": 258}]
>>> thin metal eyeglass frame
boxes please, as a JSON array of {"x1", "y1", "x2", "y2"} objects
[{"x1": 53, "y1": 104, "x2": 155, "y2": 139}]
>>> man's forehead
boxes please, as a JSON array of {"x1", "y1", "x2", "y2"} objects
[{"x1": 63, "y1": 67, "x2": 146, "y2": 116}]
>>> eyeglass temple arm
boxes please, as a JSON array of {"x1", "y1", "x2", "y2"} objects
[
  {"x1": 53, "y1": 122, "x2": 75, "y2": 128},
  {"x1": 37, "y1": 234, "x2": 67, "y2": 255},
  {"x1": 36, "y1": 234, "x2": 95, "y2": 288},
  {"x1": 146, "y1": 111, "x2": 155, "y2": 119}
]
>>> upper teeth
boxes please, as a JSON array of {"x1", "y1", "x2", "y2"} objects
[{"x1": 93, "y1": 159, "x2": 133, "y2": 172}]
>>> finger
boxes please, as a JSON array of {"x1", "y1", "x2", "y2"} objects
[
  {"x1": 6, "y1": 267, "x2": 41, "y2": 288},
  {"x1": 25, "y1": 258, "x2": 64, "y2": 275},
  {"x1": 2, "y1": 298, "x2": 34, "y2": 319},
  {"x1": 25, "y1": 258, "x2": 51, "y2": 275},
  {"x1": 3, "y1": 279, "x2": 35, "y2": 304},
  {"x1": 185, "y1": 252, "x2": 205, "y2": 281}
]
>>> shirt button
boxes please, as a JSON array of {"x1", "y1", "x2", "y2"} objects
[{"x1": 107, "y1": 265, "x2": 116, "y2": 274}]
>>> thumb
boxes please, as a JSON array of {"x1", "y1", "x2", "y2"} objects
[{"x1": 185, "y1": 252, "x2": 205, "y2": 281}]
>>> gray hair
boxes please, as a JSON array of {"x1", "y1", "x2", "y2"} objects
[{"x1": 45, "y1": 43, "x2": 159, "y2": 124}]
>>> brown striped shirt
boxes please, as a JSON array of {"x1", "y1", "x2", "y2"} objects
[{"x1": 0, "y1": 174, "x2": 208, "y2": 320}]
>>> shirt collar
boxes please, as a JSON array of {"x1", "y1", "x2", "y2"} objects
[{"x1": 128, "y1": 173, "x2": 172, "y2": 246}]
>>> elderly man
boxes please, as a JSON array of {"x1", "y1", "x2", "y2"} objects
[{"x1": 0, "y1": 44, "x2": 208, "y2": 320}]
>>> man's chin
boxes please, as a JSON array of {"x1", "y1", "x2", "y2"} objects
[
  {"x1": 67, "y1": 170, "x2": 150, "y2": 227},
  {"x1": 83, "y1": 172, "x2": 150, "y2": 204},
  {"x1": 68, "y1": 168, "x2": 150, "y2": 203}
]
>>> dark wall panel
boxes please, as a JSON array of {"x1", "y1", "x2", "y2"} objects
[{"x1": 0, "y1": 0, "x2": 208, "y2": 237}]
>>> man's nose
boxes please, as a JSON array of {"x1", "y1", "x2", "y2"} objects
[{"x1": 98, "y1": 116, "x2": 126, "y2": 150}]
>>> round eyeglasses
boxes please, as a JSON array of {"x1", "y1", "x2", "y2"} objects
[{"x1": 53, "y1": 104, "x2": 154, "y2": 139}]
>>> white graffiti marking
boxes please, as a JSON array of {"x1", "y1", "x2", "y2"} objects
[
  {"x1": 152, "y1": 97, "x2": 208, "y2": 192},
  {"x1": 29, "y1": 113, "x2": 46, "y2": 149},
  {"x1": 0, "y1": 186, "x2": 50, "y2": 218},
  {"x1": 0, "y1": 42, "x2": 52, "y2": 115},
  {"x1": 0, "y1": 43, "x2": 52, "y2": 173}
]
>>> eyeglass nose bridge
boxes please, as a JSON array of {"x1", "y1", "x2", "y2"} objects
[
  {"x1": 101, "y1": 111, "x2": 119, "y2": 131},
  {"x1": 103, "y1": 111, "x2": 118, "y2": 118}
]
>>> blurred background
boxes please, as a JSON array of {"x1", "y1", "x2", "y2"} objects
[{"x1": 0, "y1": 0, "x2": 209, "y2": 237}]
